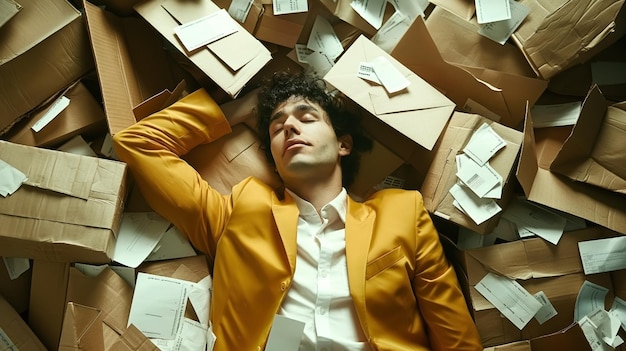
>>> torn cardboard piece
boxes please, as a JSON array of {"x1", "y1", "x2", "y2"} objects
[
  {"x1": 550, "y1": 85, "x2": 626, "y2": 194},
  {"x1": 0, "y1": 292, "x2": 47, "y2": 351}
]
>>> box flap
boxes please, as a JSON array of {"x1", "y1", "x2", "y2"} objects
[
  {"x1": 391, "y1": 15, "x2": 546, "y2": 130},
  {"x1": 0, "y1": 0, "x2": 78, "y2": 64},
  {"x1": 0, "y1": 293, "x2": 47, "y2": 351},
  {"x1": 133, "y1": 0, "x2": 272, "y2": 98},
  {"x1": 550, "y1": 85, "x2": 626, "y2": 193},
  {"x1": 83, "y1": 0, "x2": 190, "y2": 135},
  {"x1": 325, "y1": 34, "x2": 456, "y2": 151},
  {"x1": 132, "y1": 81, "x2": 187, "y2": 121},
  {"x1": 512, "y1": 0, "x2": 624, "y2": 79},
  {"x1": 429, "y1": 0, "x2": 475, "y2": 20},
  {"x1": 59, "y1": 303, "x2": 105, "y2": 351}
]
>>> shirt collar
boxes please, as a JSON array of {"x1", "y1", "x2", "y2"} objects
[{"x1": 285, "y1": 188, "x2": 347, "y2": 223}]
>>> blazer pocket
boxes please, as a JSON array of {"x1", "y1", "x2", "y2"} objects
[{"x1": 366, "y1": 246, "x2": 403, "y2": 280}]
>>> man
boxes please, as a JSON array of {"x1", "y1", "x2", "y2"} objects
[{"x1": 113, "y1": 72, "x2": 482, "y2": 351}]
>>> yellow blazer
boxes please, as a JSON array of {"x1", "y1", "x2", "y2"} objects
[{"x1": 113, "y1": 89, "x2": 482, "y2": 351}]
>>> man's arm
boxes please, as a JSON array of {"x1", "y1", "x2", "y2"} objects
[
  {"x1": 113, "y1": 88, "x2": 233, "y2": 258},
  {"x1": 412, "y1": 196, "x2": 483, "y2": 351}
]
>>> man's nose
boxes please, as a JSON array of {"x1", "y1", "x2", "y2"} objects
[{"x1": 283, "y1": 116, "x2": 300, "y2": 136}]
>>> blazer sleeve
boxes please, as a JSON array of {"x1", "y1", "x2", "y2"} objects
[
  {"x1": 112, "y1": 88, "x2": 234, "y2": 261},
  {"x1": 411, "y1": 193, "x2": 483, "y2": 351}
]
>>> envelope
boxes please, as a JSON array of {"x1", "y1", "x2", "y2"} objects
[
  {"x1": 324, "y1": 35, "x2": 456, "y2": 151},
  {"x1": 390, "y1": 15, "x2": 547, "y2": 130}
]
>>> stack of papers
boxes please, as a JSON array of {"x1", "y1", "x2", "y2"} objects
[{"x1": 449, "y1": 123, "x2": 506, "y2": 225}]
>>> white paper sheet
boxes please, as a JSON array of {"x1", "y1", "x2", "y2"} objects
[
  {"x1": 475, "y1": 0, "x2": 511, "y2": 24},
  {"x1": 579, "y1": 315, "x2": 609, "y2": 351},
  {"x1": 146, "y1": 226, "x2": 197, "y2": 262},
  {"x1": 113, "y1": 212, "x2": 171, "y2": 268},
  {"x1": 474, "y1": 272, "x2": 543, "y2": 329},
  {"x1": 462, "y1": 123, "x2": 507, "y2": 166},
  {"x1": 307, "y1": 15, "x2": 344, "y2": 61},
  {"x1": 2, "y1": 257, "x2": 29, "y2": 280},
  {"x1": 370, "y1": 56, "x2": 410, "y2": 93},
  {"x1": 530, "y1": 101, "x2": 582, "y2": 128},
  {"x1": 534, "y1": 291, "x2": 558, "y2": 325},
  {"x1": 57, "y1": 135, "x2": 98, "y2": 157},
  {"x1": 478, "y1": 0, "x2": 529, "y2": 45},
  {"x1": 456, "y1": 154, "x2": 501, "y2": 198},
  {"x1": 294, "y1": 44, "x2": 314, "y2": 63},
  {"x1": 227, "y1": 0, "x2": 253, "y2": 23},
  {"x1": 273, "y1": 0, "x2": 308, "y2": 15},
  {"x1": 610, "y1": 297, "x2": 626, "y2": 331},
  {"x1": 450, "y1": 183, "x2": 502, "y2": 225},
  {"x1": 575, "y1": 281, "x2": 609, "y2": 323},
  {"x1": 501, "y1": 199, "x2": 567, "y2": 245},
  {"x1": 388, "y1": 0, "x2": 428, "y2": 20},
  {"x1": 371, "y1": 11, "x2": 411, "y2": 53},
  {"x1": 579, "y1": 236, "x2": 626, "y2": 275},
  {"x1": 128, "y1": 273, "x2": 190, "y2": 340},
  {"x1": 31, "y1": 96, "x2": 70, "y2": 132},
  {"x1": 174, "y1": 10, "x2": 238, "y2": 52},
  {"x1": 0, "y1": 160, "x2": 27, "y2": 197},
  {"x1": 350, "y1": 0, "x2": 387, "y2": 30}
]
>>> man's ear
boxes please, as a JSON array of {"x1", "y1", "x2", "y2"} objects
[{"x1": 338, "y1": 134, "x2": 353, "y2": 156}]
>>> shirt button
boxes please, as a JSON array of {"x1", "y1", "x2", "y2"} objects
[
  {"x1": 320, "y1": 271, "x2": 327, "y2": 278},
  {"x1": 280, "y1": 280, "x2": 289, "y2": 291},
  {"x1": 319, "y1": 308, "x2": 326, "y2": 315},
  {"x1": 256, "y1": 347, "x2": 261, "y2": 351}
]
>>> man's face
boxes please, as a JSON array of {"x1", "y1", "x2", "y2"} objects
[{"x1": 268, "y1": 96, "x2": 351, "y2": 184}]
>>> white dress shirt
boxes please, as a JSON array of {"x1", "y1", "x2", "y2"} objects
[{"x1": 279, "y1": 189, "x2": 371, "y2": 351}]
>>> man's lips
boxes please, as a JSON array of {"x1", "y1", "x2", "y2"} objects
[{"x1": 283, "y1": 139, "x2": 308, "y2": 155}]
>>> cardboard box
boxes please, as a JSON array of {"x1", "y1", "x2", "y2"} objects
[
  {"x1": 133, "y1": 0, "x2": 272, "y2": 98},
  {"x1": 316, "y1": 0, "x2": 395, "y2": 36},
  {"x1": 420, "y1": 112, "x2": 524, "y2": 234},
  {"x1": 516, "y1": 101, "x2": 626, "y2": 235},
  {"x1": 0, "y1": 257, "x2": 31, "y2": 315},
  {"x1": 429, "y1": 0, "x2": 474, "y2": 20},
  {"x1": 0, "y1": 292, "x2": 47, "y2": 351},
  {"x1": 0, "y1": 0, "x2": 21, "y2": 29},
  {"x1": 5, "y1": 81, "x2": 107, "y2": 148},
  {"x1": 59, "y1": 267, "x2": 158, "y2": 351},
  {"x1": 512, "y1": 0, "x2": 626, "y2": 79},
  {"x1": 549, "y1": 86, "x2": 626, "y2": 194},
  {"x1": 82, "y1": 0, "x2": 194, "y2": 136},
  {"x1": 462, "y1": 227, "x2": 621, "y2": 346},
  {"x1": 325, "y1": 34, "x2": 456, "y2": 152},
  {"x1": 214, "y1": 0, "x2": 307, "y2": 48},
  {"x1": 0, "y1": 141, "x2": 127, "y2": 263},
  {"x1": 390, "y1": 15, "x2": 547, "y2": 130},
  {"x1": 0, "y1": 0, "x2": 94, "y2": 135}
]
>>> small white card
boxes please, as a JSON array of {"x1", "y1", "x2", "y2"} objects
[
  {"x1": 305, "y1": 51, "x2": 335, "y2": 78},
  {"x1": 463, "y1": 123, "x2": 507, "y2": 166},
  {"x1": 450, "y1": 183, "x2": 502, "y2": 225},
  {"x1": 370, "y1": 56, "x2": 410, "y2": 94},
  {"x1": 534, "y1": 291, "x2": 558, "y2": 325},
  {"x1": 227, "y1": 0, "x2": 253, "y2": 23},
  {"x1": 294, "y1": 44, "x2": 314, "y2": 63},
  {"x1": 475, "y1": 272, "x2": 543, "y2": 330},
  {"x1": 350, "y1": 0, "x2": 387, "y2": 30},
  {"x1": 307, "y1": 15, "x2": 344, "y2": 61},
  {"x1": 273, "y1": 0, "x2": 308, "y2": 15},
  {"x1": 478, "y1": 0, "x2": 529, "y2": 44},
  {"x1": 357, "y1": 62, "x2": 381, "y2": 84},
  {"x1": 575, "y1": 281, "x2": 609, "y2": 323},
  {"x1": 174, "y1": 10, "x2": 238, "y2": 52},
  {"x1": 531, "y1": 102, "x2": 582, "y2": 128},
  {"x1": 264, "y1": 315, "x2": 305, "y2": 351},
  {"x1": 456, "y1": 153, "x2": 501, "y2": 198},
  {"x1": 579, "y1": 236, "x2": 626, "y2": 275},
  {"x1": 475, "y1": 0, "x2": 511, "y2": 24},
  {"x1": 32, "y1": 96, "x2": 70, "y2": 132},
  {"x1": 610, "y1": 297, "x2": 626, "y2": 331},
  {"x1": 0, "y1": 159, "x2": 27, "y2": 197}
]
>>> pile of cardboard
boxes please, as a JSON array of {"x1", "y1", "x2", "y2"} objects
[{"x1": 1, "y1": 0, "x2": 626, "y2": 350}]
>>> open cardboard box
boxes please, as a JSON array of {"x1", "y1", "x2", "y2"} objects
[
  {"x1": 461, "y1": 227, "x2": 623, "y2": 346},
  {"x1": 517, "y1": 97, "x2": 626, "y2": 235},
  {"x1": 0, "y1": 0, "x2": 93, "y2": 135},
  {"x1": 5, "y1": 80, "x2": 107, "y2": 148},
  {"x1": 82, "y1": 0, "x2": 194, "y2": 136},
  {"x1": 0, "y1": 141, "x2": 127, "y2": 263},
  {"x1": 549, "y1": 85, "x2": 626, "y2": 194},
  {"x1": 0, "y1": 292, "x2": 47, "y2": 351},
  {"x1": 420, "y1": 112, "x2": 524, "y2": 234},
  {"x1": 133, "y1": 0, "x2": 272, "y2": 98}
]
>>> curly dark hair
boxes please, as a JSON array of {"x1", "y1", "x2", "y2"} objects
[{"x1": 256, "y1": 71, "x2": 373, "y2": 188}]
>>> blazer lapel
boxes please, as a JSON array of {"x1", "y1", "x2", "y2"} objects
[
  {"x1": 271, "y1": 192, "x2": 299, "y2": 274},
  {"x1": 345, "y1": 198, "x2": 375, "y2": 336}
]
